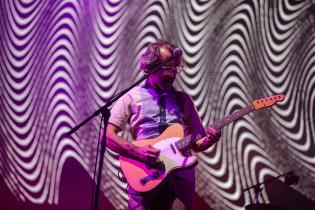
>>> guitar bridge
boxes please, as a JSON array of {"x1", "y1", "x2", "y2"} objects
[{"x1": 140, "y1": 167, "x2": 165, "y2": 185}]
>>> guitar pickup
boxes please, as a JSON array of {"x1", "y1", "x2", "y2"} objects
[
  {"x1": 145, "y1": 160, "x2": 163, "y2": 169},
  {"x1": 170, "y1": 143, "x2": 176, "y2": 154}
]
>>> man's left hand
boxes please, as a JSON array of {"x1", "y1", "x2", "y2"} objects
[
  {"x1": 207, "y1": 127, "x2": 221, "y2": 143},
  {"x1": 193, "y1": 127, "x2": 222, "y2": 152}
]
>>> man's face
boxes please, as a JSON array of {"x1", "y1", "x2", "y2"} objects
[
  {"x1": 147, "y1": 46, "x2": 182, "y2": 91},
  {"x1": 148, "y1": 65, "x2": 178, "y2": 91}
]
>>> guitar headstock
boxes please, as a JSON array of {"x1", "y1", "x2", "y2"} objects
[{"x1": 252, "y1": 94, "x2": 285, "y2": 110}]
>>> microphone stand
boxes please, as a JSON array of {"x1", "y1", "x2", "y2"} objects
[
  {"x1": 243, "y1": 171, "x2": 299, "y2": 210},
  {"x1": 66, "y1": 61, "x2": 167, "y2": 210}
]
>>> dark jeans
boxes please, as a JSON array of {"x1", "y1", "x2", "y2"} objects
[{"x1": 127, "y1": 173, "x2": 195, "y2": 210}]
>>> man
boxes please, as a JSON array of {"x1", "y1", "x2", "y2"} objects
[{"x1": 106, "y1": 40, "x2": 221, "y2": 210}]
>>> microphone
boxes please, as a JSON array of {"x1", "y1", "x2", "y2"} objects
[{"x1": 171, "y1": 48, "x2": 182, "y2": 60}]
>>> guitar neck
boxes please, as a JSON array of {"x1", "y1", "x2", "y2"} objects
[
  {"x1": 208, "y1": 105, "x2": 254, "y2": 130},
  {"x1": 175, "y1": 105, "x2": 254, "y2": 151}
]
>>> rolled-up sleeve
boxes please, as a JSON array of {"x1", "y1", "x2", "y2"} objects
[{"x1": 108, "y1": 94, "x2": 132, "y2": 130}]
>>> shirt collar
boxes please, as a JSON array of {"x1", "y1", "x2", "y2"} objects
[{"x1": 142, "y1": 79, "x2": 176, "y2": 95}]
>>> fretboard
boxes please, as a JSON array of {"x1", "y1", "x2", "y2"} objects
[
  {"x1": 208, "y1": 105, "x2": 254, "y2": 130},
  {"x1": 175, "y1": 105, "x2": 254, "y2": 151}
]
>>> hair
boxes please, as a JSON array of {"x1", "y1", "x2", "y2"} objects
[{"x1": 139, "y1": 39, "x2": 182, "y2": 73}]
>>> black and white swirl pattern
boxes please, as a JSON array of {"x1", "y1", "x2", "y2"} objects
[{"x1": 0, "y1": 0, "x2": 314, "y2": 209}]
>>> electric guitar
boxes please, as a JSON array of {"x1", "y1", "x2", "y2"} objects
[{"x1": 119, "y1": 94, "x2": 285, "y2": 192}]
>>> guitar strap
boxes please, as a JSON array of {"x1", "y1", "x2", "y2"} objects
[{"x1": 174, "y1": 91, "x2": 188, "y2": 128}]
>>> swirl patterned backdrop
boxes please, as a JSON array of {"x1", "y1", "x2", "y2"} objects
[{"x1": 1, "y1": 0, "x2": 315, "y2": 210}]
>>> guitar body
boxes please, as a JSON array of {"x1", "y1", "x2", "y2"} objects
[{"x1": 119, "y1": 124, "x2": 197, "y2": 192}]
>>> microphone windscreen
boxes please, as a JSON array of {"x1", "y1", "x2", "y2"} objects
[{"x1": 172, "y1": 48, "x2": 182, "y2": 59}]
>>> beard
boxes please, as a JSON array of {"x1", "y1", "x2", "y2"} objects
[{"x1": 160, "y1": 75, "x2": 175, "y2": 90}]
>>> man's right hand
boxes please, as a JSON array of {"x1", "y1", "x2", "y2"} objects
[
  {"x1": 134, "y1": 145, "x2": 161, "y2": 164},
  {"x1": 106, "y1": 124, "x2": 161, "y2": 164}
]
